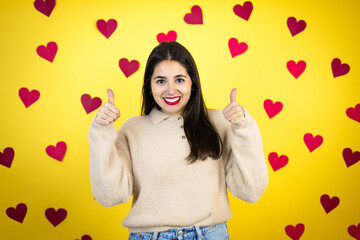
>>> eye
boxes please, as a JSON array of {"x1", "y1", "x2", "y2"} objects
[
  {"x1": 156, "y1": 79, "x2": 165, "y2": 84},
  {"x1": 176, "y1": 78, "x2": 185, "y2": 83}
]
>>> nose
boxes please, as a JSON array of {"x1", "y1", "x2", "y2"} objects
[{"x1": 167, "y1": 82, "x2": 176, "y2": 95}]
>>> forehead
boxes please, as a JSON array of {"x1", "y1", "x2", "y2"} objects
[{"x1": 152, "y1": 60, "x2": 188, "y2": 76}]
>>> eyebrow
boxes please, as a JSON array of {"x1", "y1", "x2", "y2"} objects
[{"x1": 154, "y1": 74, "x2": 187, "y2": 80}]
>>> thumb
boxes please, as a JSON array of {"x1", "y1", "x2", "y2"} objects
[
  {"x1": 107, "y1": 89, "x2": 115, "y2": 105},
  {"x1": 230, "y1": 88, "x2": 237, "y2": 103}
]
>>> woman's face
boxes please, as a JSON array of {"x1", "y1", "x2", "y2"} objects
[{"x1": 151, "y1": 60, "x2": 192, "y2": 116}]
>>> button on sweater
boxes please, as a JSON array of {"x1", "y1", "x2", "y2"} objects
[{"x1": 88, "y1": 107, "x2": 268, "y2": 233}]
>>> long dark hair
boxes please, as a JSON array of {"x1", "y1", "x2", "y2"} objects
[{"x1": 141, "y1": 41, "x2": 223, "y2": 164}]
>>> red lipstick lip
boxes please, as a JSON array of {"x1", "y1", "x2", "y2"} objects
[{"x1": 163, "y1": 97, "x2": 181, "y2": 105}]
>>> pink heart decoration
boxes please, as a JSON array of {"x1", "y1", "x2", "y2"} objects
[
  {"x1": 343, "y1": 148, "x2": 360, "y2": 168},
  {"x1": 157, "y1": 30, "x2": 177, "y2": 43},
  {"x1": 332, "y1": 58, "x2": 350, "y2": 78},
  {"x1": 348, "y1": 223, "x2": 360, "y2": 240},
  {"x1": 119, "y1": 58, "x2": 140, "y2": 78},
  {"x1": 81, "y1": 94, "x2": 102, "y2": 114},
  {"x1": 285, "y1": 224, "x2": 305, "y2": 240},
  {"x1": 96, "y1": 19, "x2": 117, "y2": 39},
  {"x1": 36, "y1": 42, "x2": 58, "y2": 62},
  {"x1": 346, "y1": 104, "x2": 360, "y2": 123},
  {"x1": 287, "y1": 60, "x2": 306, "y2": 79},
  {"x1": 46, "y1": 141, "x2": 66, "y2": 162},
  {"x1": 264, "y1": 99, "x2": 283, "y2": 119},
  {"x1": 6, "y1": 203, "x2": 27, "y2": 223},
  {"x1": 34, "y1": 0, "x2": 55, "y2": 17},
  {"x1": 233, "y1": 1, "x2": 253, "y2": 21},
  {"x1": 287, "y1": 17, "x2": 306, "y2": 37},
  {"x1": 228, "y1": 38, "x2": 248, "y2": 58},
  {"x1": 0, "y1": 147, "x2": 15, "y2": 168},
  {"x1": 303, "y1": 133, "x2": 323, "y2": 152},
  {"x1": 184, "y1": 5, "x2": 203, "y2": 24},
  {"x1": 268, "y1": 152, "x2": 288, "y2": 171},
  {"x1": 320, "y1": 194, "x2": 339, "y2": 214},
  {"x1": 45, "y1": 208, "x2": 67, "y2": 227},
  {"x1": 19, "y1": 88, "x2": 40, "y2": 108}
]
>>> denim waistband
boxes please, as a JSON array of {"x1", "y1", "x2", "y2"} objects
[{"x1": 150, "y1": 222, "x2": 226, "y2": 240}]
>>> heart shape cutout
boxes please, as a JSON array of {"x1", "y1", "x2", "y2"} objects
[
  {"x1": 348, "y1": 223, "x2": 360, "y2": 240},
  {"x1": 46, "y1": 141, "x2": 66, "y2": 161},
  {"x1": 233, "y1": 1, "x2": 253, "y2": 21},
  {"x1": 157, "y1": 30, "x2": 177, "y2": 43},
  {"x1": 0, "y1": 147, "x2": 15, "y2": 168},
  {"x1": 97, "y1": 19, "x2": 117, "y2": 39},
  {"x1": 81, "y1": 94, "x2": 102, "y2": 114},
  {"x1": 343, "y1": 148, "x2": 360, "y2": 168},
  {"x1": 228, "y1": 38, "x2": 248, "y2": 58},
  {"x1": 332, "y1": 58, "x2": 350, "y2": 78},
  {"x1": 285, "y1": 224, "x2": 305, "y2": 240},
  {"x1": 264, "y1": 99, "x2": 283, "y2": 119},
  {"x1": 304, "y1": 133, "x2": 323, "y2": 152},
  {"x1": 119, "y1": 58, "x2": 140, "y2": 78},
  {"x1": 287, "y1": 60, "x2": 306, "y2": 79},
  {"x1": 34, "y1": 0, "x2": 55, "y2": 17},
  {"x1": 287, "y1": 17, "x2": 306, "y2": 37},
  {"x1": 6, "y1": 203, "x2": 27, "y2": 223},
  {"x1": 184, "y1": 5, "x2": 203, "y2": 24},
  {"x1": 36, "y1": 42, "x2": 57, "y2": 62},
  {"x1": 19, "y1": 88, "x2": 40, "y2": 108},
  {"x1": 320, "y1": 194, "x2": 339, "y2": 214},
  {"x1": 45, "y1": 208, "x2": 67, "y2": 227},
  {"x1": 268, "y1": 152, "x2": 288, "y2": 171},
  {"x1": 346, "y1": 104, "x2": 360, "y2": 123}
]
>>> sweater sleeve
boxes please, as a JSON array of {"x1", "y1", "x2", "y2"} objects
[
  {"x1": 88, "y1": 116, "x2": 133, "y2": 207},
  {"x1": 220, "y1": 108, "x2": 269, "y2": 203}
]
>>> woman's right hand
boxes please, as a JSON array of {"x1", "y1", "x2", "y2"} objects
[{"x1": 95, "y1": 89, "x2": 121, "y2": 126}]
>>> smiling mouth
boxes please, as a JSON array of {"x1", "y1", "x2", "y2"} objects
[{"x1": 163, "y1": 97, "x2": 181, "y2": 105}]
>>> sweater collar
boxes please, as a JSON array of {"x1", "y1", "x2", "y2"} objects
[{"x1": 149, "y1": 107, "x2": 182, "y2": 125}]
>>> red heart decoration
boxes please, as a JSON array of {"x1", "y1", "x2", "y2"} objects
[
  {"x1": 119, "y1": 58, "x2": 140, "y2": 78},
  {"x1": 34, "y1": 0, "x2": 55, "y2": 17},
  {"x1": 0, "y1": 147, "x2": 15, "y2": 168},
  {"x1": 264, "y1": 99, "x2": 283, "y2": 119},
  {"x1": 233, "y1": 1, "x2": 253, "y2": 21},
  {"x1": 184, "y1": 5, "x2": 203, "y2": 24},
  {"x1": 348, "y1": 223, "x2": 360, "y2": 240},
  {"x1": 81, "y1": 94, "x2": 102, "y2": 114},
  {"x1": 45, "y1": 208, "x2": 67, "y2": 227},
  {"x1": 287, "y1": 17, "x2": 306, "y2": 37},
  {"x1": 346, "y1": 104, "x2": 360, "y2": 123},
  {"x1": 268, "y1": 152, "x2": 288, "y2": 171},
  {"x1": 82, "y1": 235, "x2": 92, "y2": 240},
  {"x1": 6, "y1": 203, "x2": 27, "y2": 223},
  {"x1": 96, "y1": 19, "x2": 117, "y2": 39},
  {"x1": 228, "y1": 38, "x2": 248, "y2": 58},
  {"x1": 287, "y1": 60, "x2": 306, "y2": 79},
  {"x1": 36, "y1": 42, "x2": 58, "y2": 62},
  {"x1": 46, "y1": 141, "x2": 66, "y2": 161},
  {"x1": 343, "y1": 148, "x2": 360, "y2": 168},
  {"x1": 157, "y1": 30, "x2": 177, "y2": 43},
  {"x1": 332, "y1": 58, "x2": 350, "y2": 78},
  {"x1": 303, "y1": 133, "x2": 323, "y2": 152},
  {"x1": 19, "y1": 88, "x2": 40, "y2": 108},
  {"x1": 320, "y1": 194, "x2": 339, "y2": 214},
  {"x1": 285, "y1": 224, "x2": 305, "y2": 240}
]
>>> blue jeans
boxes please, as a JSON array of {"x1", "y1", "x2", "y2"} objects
[{"x1": 128, "y1": 222, "x2": 229, "y2": 240}]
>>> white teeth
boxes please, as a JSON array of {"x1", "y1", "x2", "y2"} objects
[{"x1": 164, "y1": 97, "x2": 180, "y2": 103}]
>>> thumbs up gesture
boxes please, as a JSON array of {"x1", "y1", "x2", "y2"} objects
[
  {"x1": 222, "y1": 88, "x2": 245, "y2": 124},
  {"x1": 95, "y1": 89, "x2": 121, "y2": 125}
]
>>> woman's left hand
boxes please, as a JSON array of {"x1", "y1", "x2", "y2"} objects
[{"x1": 222, "y1": 88, "x2": 245, "y2": 124}]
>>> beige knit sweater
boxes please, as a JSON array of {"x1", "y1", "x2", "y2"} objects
[{"x1": 88, "y1": 107, "x2": 268, "y2": 233}]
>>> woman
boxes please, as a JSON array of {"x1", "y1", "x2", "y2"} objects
[{"x1": 88, "y1": 42, "x2": 268, "y2": 240}]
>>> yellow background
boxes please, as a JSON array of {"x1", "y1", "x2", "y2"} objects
[{"x1": 1, "y1": 0, "x2": 359, "y2": 239}]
